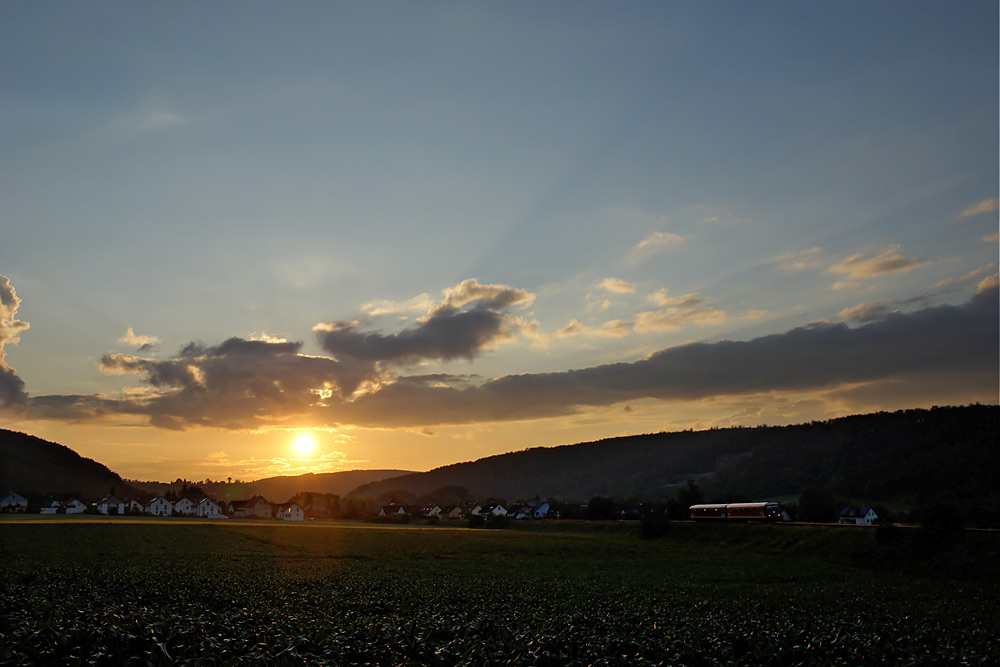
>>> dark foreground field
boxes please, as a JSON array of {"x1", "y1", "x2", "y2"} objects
[{"x1": 1, "y1": 518, "x2": 997, "y2": 666}]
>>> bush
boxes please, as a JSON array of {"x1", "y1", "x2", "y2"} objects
[
  {"x1": 466, "y1": 515, "x2": 486, "y2": 529},
  {"x1": 919, "y1": 503, "x2": 965, "y2": 544},
  {"x1": 639, "y1": 512, "x2": 670, "y2": 540},
  {"x1": 484, "y1": 515, "x2": 511, "y2": 529}
]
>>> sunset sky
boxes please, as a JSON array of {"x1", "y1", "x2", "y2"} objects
[{"x1": 2, "y1": 2, "x2": 997, "y2": 482}]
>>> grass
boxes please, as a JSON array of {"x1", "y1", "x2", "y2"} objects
[{"x1": 1, "y1": 517, "x2": 997, "y2": 665}]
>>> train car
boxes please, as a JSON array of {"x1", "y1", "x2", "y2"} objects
[
  {"x1": 690, "y1": 502, "x2": 784, "y2": 522},
  {"x1": 689, "y1": 504, "x2": 728, "y2": 520}
]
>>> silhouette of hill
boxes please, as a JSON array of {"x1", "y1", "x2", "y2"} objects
[
  {"x1": 128, "y1": 470, "x2": 414, "y2": 503},
  {"x1": 347, "y1": 405, "x2": 999, "y2": 504},
  {"x1": 0, "y1": 429, "x2": 141, "y2": 502}
]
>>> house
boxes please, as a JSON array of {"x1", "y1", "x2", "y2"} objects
[
  {"x1": 196, "y1": 498, "x2": 224, "y2": 518},
  {"x1": 123, "y1": 498, "x2": 147, "y2": 514},
  {"x1": 839, "y1": 506, "x2": 879, "y2": 525},
  {"x1": 276, "y1": 503, "x2": 304, "y2": 521},
  {"x1": 476, "y1": 503, "x2": 507, "y2": 518},
  {"x1": 61, "y1": 498, "x2": 88, "y2": 514},
  {"x1": 378, "y1": 504, "x2": 423, "y2": 518},
  {"x1": 147, "y1": 496, "x2": 173, "y2": 517},
  {"x1": 173, "y1": 497, "x2": 196, "y2": 516},
  {"x1": 512, "y1": 501, "x2": 550, "y2": 520},
  {"x1": 229, "y1": 496, "x2": 271, "y2": 519},
  {"x1": 1, "y1": 492, "x2": 28, "y2": 513},
  {"x1": 96, "y1": 495, "x2": 125, "y2": 515},
  {"x1": 40, "y1": 499, "x2": 62, "y2": 514},
  {"x1": 447, "y1": 503, "x2": 478, "y2": 521},
  {"x1": 422, "y1": 505, "x2": 443, "y2": 519}
]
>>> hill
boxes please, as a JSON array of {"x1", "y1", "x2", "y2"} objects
[
  {"x1": 128, "y1": 470, "x2": 413, "y2": 503},
  {"x1": 0, "y1": 430, "x2": 142, "y2": 502},
  {"x1": 348, "y1": 405, "x2": 1000, "y2": 507}
]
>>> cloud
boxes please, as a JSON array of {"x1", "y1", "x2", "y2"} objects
[
  {"x1": 599, "y1": 277, "x2": 635, "y2": 294},
  {"x1": 829, "y1": 244, "x2": 930, "y2": 287},
  {"x1": 634, "y1": 290, "x2": 726, "y2": 332},
  {"x1": 331, "y1": 285, "x2": 997, "y2": 427},
  {"x1": 960, "y1": 198, "x2": 999, "y2": 218},
  {"x1": 0, "y1": 275, "x2": 30, "y2": 413},
  {"x1": 982, "y1": 232, "x2": 999, "y2": 243},
  {"x1": 118, "y1": 327, "x2": 160, "y2": 351},
  {"x1": 772, "y1": 247, "x2": 824, "y2": 272},
  {"x1": 837, "y1": 300, "x2": 900, "y2": 323},
  {"x1": 141, "y1": 110, "x2": 188, "y2": 131},
  {"x1": 17, "y1": 277, "x2": 997, "y2": 433},
  {"x1": 362, "y1": 293, "x2": 436, "y2": 317},
  {"x1": 637, "y1": 231, "x2": 684, "y2": 249}
]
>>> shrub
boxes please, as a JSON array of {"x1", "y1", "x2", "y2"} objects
[
  {"x1": 919, "y1": 503, "x2": 965, "y2": 544},
  {"x1": 639, "y1": 511, "x2": 670, "y2": 540}
]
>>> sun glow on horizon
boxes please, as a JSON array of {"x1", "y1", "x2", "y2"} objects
[{"x1": 290, "y1": 431, "x2": 318, "y2": 458}]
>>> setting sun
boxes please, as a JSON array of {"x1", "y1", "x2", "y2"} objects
[{"x1": 290, "y1": 431, "x2": 318, "y2": 458}]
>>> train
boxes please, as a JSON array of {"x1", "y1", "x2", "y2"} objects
[{"x1": 689, "y1": 502, "x2": 784, "y2": 522}]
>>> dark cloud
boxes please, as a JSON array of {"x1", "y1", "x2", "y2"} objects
[
  {"x1": 317, "y1": 308, "x2": 514, "y2": 364},
  {"x1": 18, "y1": 282, "x2": 999, "y2": 432},
  {"x1": 0, "y1": 275, "x2": 30, "y2": 413},
  {"x1": 330, "y1": 285, "x2": 998, "y2": 427}
]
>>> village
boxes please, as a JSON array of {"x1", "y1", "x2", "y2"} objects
[{"x1": 0, "y1": 490, "x2": 879, "y2": 525}]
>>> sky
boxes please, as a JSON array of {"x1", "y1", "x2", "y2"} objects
[{"x1": 1, "y1": 2, "x2": 997, "y2": 483}]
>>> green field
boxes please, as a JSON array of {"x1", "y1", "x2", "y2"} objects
[{"x1": 1, "y1": 518, "x2": 997, "y2": 665}]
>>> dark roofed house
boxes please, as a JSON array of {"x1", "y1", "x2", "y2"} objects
[
  {"x1": 839, "y1": 506, "x2": 878, "y2": 525},
  {"x1": 1, "y1": 492, "x2": 28, "y2": 513}
]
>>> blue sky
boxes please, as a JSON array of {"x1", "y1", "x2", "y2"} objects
[{"x1": 1, "y1": 2, "x2": 997, "y2": 481}]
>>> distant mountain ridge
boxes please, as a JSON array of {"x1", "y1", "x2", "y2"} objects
[
  {"x1": 0, "y1": 430, "x2": 141, "y2": 501},
  {"x1": 348, "y1": 405, "x2": 999, "y2": 504},
  {"x1": 128, "y1": 470, "x2": 414, "y2": 503},
  {"x1": 3, "y1": 405, "x2": 997, "y2": 508}
]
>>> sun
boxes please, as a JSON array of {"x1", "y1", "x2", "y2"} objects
[{"x1": 290, "y1": 431, "x2": 318, "y2": 457}]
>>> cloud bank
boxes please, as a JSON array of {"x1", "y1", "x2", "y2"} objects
[
  {"x1": 12, "y1": 272, "x2": 994, "y2": 432},
  {"x1": 0, "y1": 275, "x2": 30, "y2": 413}
]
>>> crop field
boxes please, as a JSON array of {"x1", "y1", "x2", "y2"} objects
[{"x1": 1, "y1": 518, "x2": 997, "y2": 666}]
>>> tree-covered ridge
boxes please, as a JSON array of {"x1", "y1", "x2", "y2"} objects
[{"x1": 349, "y1": 405, "x2": 999, "y2": 507}]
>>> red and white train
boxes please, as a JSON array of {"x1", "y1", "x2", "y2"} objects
[{"x1": 689, "y1": 502, "x2": 784, "y2": 521}]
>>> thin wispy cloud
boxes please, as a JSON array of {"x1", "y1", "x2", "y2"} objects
[
  {"x1": 637, "y1": 231, "x2": 685, "y2": 249},
  {"x1": 829, "y1": 244, "x2": 931, "y2": 289},
  {"x1": 118, "y1": 328, "x2": 160, "y2": 352},
  {"x1": 599, "y1": 277, "x2": 635, "y2": 294},
  {"x1": 960, "y1": 198, "x2": 999, "y2": 218},
  {"x1": 772, "y1": 247, "x2": 824, "y2": 272}
]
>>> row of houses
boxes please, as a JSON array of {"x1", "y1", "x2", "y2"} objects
[
  {"x1": 378, "y1": 500, "x2": 553, "y2": 521},
  {"x1": 4, "y1": 491, "x2": 308, "y2": 521}
]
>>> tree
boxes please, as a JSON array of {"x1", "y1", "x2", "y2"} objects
[
  {"x1": 798, "y1": 486, "x2": 838, "y2": 523},
  {"x1": 676, "y1": 479, "x2": 704, "y2": 510},
  {"x1": 586, "y1": 496, "x2": 617, "y2": 521}
]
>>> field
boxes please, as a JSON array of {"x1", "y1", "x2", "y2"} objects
[{"x1": 1, "y1": 518, "x2": 997, "y2": 666}]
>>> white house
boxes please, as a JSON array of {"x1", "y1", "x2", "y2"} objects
[
  {"x1": 1, "y1": 492, "x2": 28, "y2": 513},
  {"x1": 147, "y1": 496, "x2": 173, "y2": 517},
  {"x1": 96, "y1": 495, "x2": 125, "y2": 515},
  {"x1": 476, "y1": 503, "x2": 508, "y2": 518},
  {"x1": 513, "y1": 501, "x2": 550, "y2": 520},
  {"x1": 61, "y1": 498, "x2": 87, "y2": 514},
  {"x1": 838, "y1": 506, "x2": 879, "y2": 525},
  {"x1": 40, "y1": 499, "x2": 61, "y2": 515},
  {"x1": 196, "y1": 498, "x2": 224, "y2": 518},
  {"x1": 173, "y1": 497, "x2": 196, "y2": 516},
  {"x1": 276, "y1": 503, "x2": 304, "y2": 521},
  {"x1": 123, "y1": 498, "x2": 146, "y2": 514}
]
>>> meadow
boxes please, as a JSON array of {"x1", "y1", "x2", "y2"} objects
[{"x1": 1, "y1": 517, "x2": 996, "y2": 666}]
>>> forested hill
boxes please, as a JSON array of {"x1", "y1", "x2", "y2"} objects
[
  {"x1": 347, "y1": 405, "x2": 999, "y2": 504},
  {"x1": 128, "y1": 470, "x2": 414, "y2": 503},
  {"x1": 0, "y1": 429, "x2": 141, "y2": 501}
]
